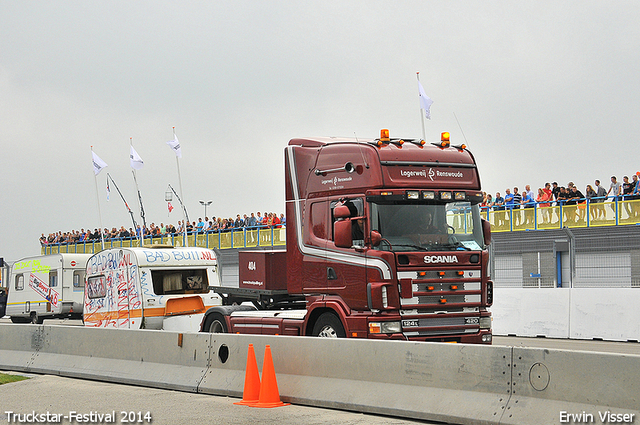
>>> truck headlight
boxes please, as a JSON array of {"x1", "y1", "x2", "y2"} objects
[
  {"x1": 369, "y1": 321, "x2": 402, "y2": 334},
  {"x1": 406, "y1": 190, "x2": 420, "y2": 200},
  {"x1": 479, "y1": 316, "x2": 492, "y2": 329}
]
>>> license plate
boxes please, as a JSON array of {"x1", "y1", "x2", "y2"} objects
[{"x1": 402, "y1": 319, "x2": 419, "y2": 327}]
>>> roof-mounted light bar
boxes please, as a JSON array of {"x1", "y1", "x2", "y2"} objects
[{"x1": 372, "y1": 129, "x2": 416, "y2": 148}]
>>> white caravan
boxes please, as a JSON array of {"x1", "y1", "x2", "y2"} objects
[
  {"x1": 6, "y1": 254, "x2": 91, "y2": 323},
  {"x1": 84, "y1": 246, "x2": 221, "y2": 331}
]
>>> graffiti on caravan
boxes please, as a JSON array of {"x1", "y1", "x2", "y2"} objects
[
  {"x1": 143, "y1": 249, "x2": 215, "y2": 263},
  {"x1": 29, "y1": 273, "x2": 60, "y2": 307},
  {"x1": 87, "y1": 251, "x2": 133, "y2": 274},
  {"x1": 14, "y1": 259, "x2": 50, "y2": 274}
]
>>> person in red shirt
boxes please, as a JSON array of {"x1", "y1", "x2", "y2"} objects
[
  {"x1": 539, "y1": 182, "x2": 554, "y2": 224},
  {"x1": 272, "y1": 213, "x2": 281, "y2": 228}
]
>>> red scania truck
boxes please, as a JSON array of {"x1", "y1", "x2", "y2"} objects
[{"x1": 202, "y1": 130, "x2": 493, "y2": 343}]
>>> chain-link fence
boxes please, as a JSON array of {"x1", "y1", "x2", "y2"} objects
[{"x1": 492, "y1": 226, "x2": 640, "y2": 288}]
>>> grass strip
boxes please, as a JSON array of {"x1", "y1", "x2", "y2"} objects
[{"x1": 0, "y1": 372, "x2": 29, "y2": 385}]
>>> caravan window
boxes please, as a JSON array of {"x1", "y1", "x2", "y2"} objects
[
  {"x1": 87, "y1": 275, "x2": 106, "y2": 299},
  {"x1": 15, "y1": 274, "x2": 24, "y2": 291},
  {"x1": 49, "y1": 272, "x2": 58, "y2": 287},
  {"x1": 73, "y1": 271, "x2": 85, "y2": 288},
  {"x1": 151, "y1": 269, "x2": 209, "y2": 295}
]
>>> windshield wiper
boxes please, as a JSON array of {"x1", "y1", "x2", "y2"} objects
[
  {"x1": 443, "y1": 241, "x2": 472, "y2": 251},
  {"x1": 391, "y1": 242, "x2": 473, "y2": 252},
  {"x1": 393, "y1": 244, "x2": 429, "y2": 251}
]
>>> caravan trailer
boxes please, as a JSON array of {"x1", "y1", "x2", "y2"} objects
[
  {"x1": 6, "y1": 254, "x2": 91, "y2": 323},
  {"x1": 84, "y1": 246, "x2": 222, "y2": 331}
]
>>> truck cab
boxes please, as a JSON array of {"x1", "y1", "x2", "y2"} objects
[{"x1": 203, "y1": 131, "x2": 493, "y2": 344}]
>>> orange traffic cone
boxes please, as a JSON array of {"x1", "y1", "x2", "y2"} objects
[
  {"x1": 233, "y1": 344, "x2": 261, "y2": 406},
  {"x1": 249, "y1": 345, "x2": 290, "y2": 408}
]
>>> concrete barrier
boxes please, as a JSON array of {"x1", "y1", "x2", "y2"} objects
[
  {"x1": 1, "y1": 324, "x2": 214, "y2": 393},
  {"x1": 503, "y1": 347, "x2": 640, "y2": 424},
  {"x1": 492, "y1": 287, "x2": 640, "y2": 341},
  {"x1": 0, "y1": 324, "x2": 43, "y2": 371},
  {"x1": 1, "y1": 324, "x2": 638, "y2": 424},
  {"x1": 199, "y1": 336, "x2": 513, "y2": 425},
  {"x1": 492, "y1": 288, "x2": 570, "y2": 338}
]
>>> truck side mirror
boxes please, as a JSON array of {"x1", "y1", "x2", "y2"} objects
[
  {"x1": 334, "y1": 219, "x2": 353, "y2": 248},
  {"x1": 368, "y1": 231, "x2": 382, "y2": 247},
  {"x1": 333, "y1": 205, "x2": 351, "y2": 219},
  {"x1": 482, "y1": 218, "x2": 491, "y2": 246}
]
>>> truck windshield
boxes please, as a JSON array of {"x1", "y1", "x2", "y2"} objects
[{"x1": 369, "y1": 201, "x2": 485, "y2": 252}]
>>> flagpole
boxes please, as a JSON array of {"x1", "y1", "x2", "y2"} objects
[
  {"x1": 173, "y1": 127, "x2": 188, "y2": 247},
  {"x1": 130, "y1": 138, "x2": 147, "y2": 240},
  {"x1": 107, "y1": 173, "x2": 139, "y2": 243},
  {"x1": 417, "y1": 72, "x2": 427, "y2": 143},
  {"x1": 91, "y1": 146, "x2": 106, "y2": 251}
]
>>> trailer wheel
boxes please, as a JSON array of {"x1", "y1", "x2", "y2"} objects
[
  {"x1": 203, "y1": 313, "x2": 228, "y2": 333},
  {"x1": 30, "y1": 312, "x2": 43, "y2": 324},
  {"x1": 312, "y1": 312, "x2": 346, "y2": 338}
]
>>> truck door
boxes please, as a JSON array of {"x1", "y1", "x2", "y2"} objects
[
  {"x1": 48, "y1": 268, "x2": 60, "y2": 313},
  {"x1": 328, "y1": 198, "x2": 367, "y2": 309},
  {"x1": 301, "y1": 201, "x2": 328, "y2": 292}
]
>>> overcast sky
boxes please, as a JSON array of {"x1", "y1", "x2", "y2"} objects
[{"x1": 1, "y1": 1, "x2": 639, "y2": 261}]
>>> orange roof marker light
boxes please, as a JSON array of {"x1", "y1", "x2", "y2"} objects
[
  {"x1": 440, "y1": 132, "x2": 450, "y2": 148},
  {"x1": 376, "y1": 129, "x2": 390, "y2": 147}
]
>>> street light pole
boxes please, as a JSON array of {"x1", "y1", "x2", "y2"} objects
[{"x1": 199, "y1": 200, "x2": 213, "y2": 218}]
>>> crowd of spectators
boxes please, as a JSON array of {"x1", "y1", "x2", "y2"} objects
[
  {"x1": 40, "y1": 173, "x2": 640, "y2": 245},
  {"x1": 40, "y1": 211, "x2": 286, "y2": 246},
  {"x1": 480, "y1": 173, "x2": 640, "y2": 224}
]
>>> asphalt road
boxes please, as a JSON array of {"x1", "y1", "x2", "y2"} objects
[{"x1": 0, "y1": 373, "x2": 433, "y2": 425}]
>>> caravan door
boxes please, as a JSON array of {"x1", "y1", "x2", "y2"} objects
[{"x1": 85, "y1": 249, "x2": 141, "y2": 328}]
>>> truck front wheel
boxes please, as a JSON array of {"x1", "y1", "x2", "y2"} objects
[
  {"x1": 312, "y1": 312, "x2": 346, "y2": 338},
  {"x1": 202, "y1": 313, "x2": 228, "y2": 333}
]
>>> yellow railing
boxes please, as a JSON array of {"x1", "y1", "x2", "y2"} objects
[
  {"x1": 480, "y1": 198, "x2": 640, "y2": 232},
  {"x1": 41, "y1": 199, "x2": 640, "y2": 255},
  {"x1": 41, "y1": 227, "x2": 287, "y2": 255}
]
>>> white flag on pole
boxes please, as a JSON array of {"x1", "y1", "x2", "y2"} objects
[
  {"x1": 130, "y1": 146, "x2": 144, "y2": 170},
  {"x1": 92, "y1": 151, "x2": 108, "y2": 175},
  {"x1": 166, "y1": 135, "x2": 182, "y2": 158},
  {"x1": 418, "y1": 81, "x2": 434, "y2": 120}
]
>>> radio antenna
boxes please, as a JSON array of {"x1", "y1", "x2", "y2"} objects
[
  {"x1": 453, "y1": 112, "x2": 470, "y2": 147},
  {"x1": 354, "y1": 132, "x2": 369, "y2": 169}
]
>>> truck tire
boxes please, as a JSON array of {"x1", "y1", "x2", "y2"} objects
[
  {"x1": 202, "y1": 313, "x2": 228, "y2": 333},
  {"x1": 312, "y1": 312, "x2": 346, "y2": 338}
]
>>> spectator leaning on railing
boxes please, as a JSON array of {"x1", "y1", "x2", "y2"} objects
[{"x1": 40, "y1": 210, "x2": 287, "y2": 246}]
